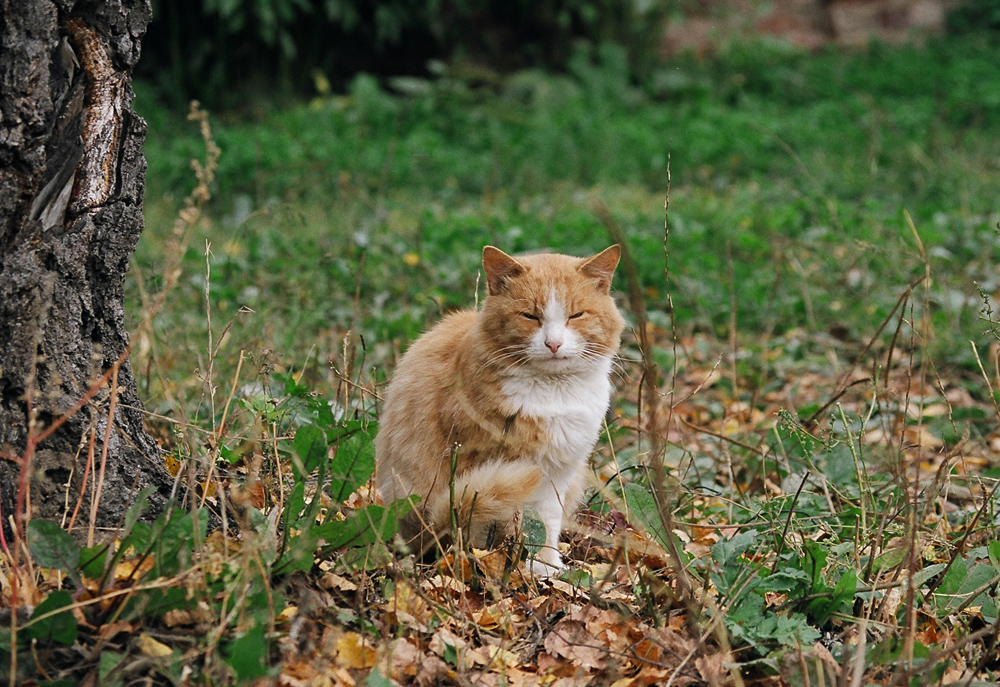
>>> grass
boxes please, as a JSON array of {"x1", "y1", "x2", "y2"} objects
[
  {"x1": 135, "y1": 36, "x2": 1000, "y2": 380},
  {"x1": 4, "y1": 34, "x2": 1000, "y2": 685}
]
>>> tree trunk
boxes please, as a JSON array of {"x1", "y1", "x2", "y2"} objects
[{"x1": 0, "y1": 0, "x2": 173, "y2": 540}]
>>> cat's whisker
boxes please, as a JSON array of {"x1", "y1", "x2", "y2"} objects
[
  {"x1": 478, "y1": 346, "x2": 529, "y2": 374},
  {"x1": 481, "y1": 350, "x2": 523, "y2": 367}
]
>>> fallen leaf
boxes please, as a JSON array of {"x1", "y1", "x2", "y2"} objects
[
  {"x1": 385, "y1": 580, "x2": 431, "y2": 629},
  {"x1": 416, "y1": 655, "x2": 452, "y2": 687},
  {"x1": 163, "y1": 609, "x2": 194, "y2": 627},
  {"x1": 467, "y1": 643, "x2": 519, "y2": 669},
  {"x1": 320, "y1": 572, "x2": 358, "y2": 592},
  {"x1": 695, "y1": 652, "x2": 728, "y2": 684},
  {"x1": 429, "y1": 627, "x2": 468, "y2": 663},
  {"x1": 96, "y1": 621, "x2": 132, "y2": 640},
  {"x1": 335, "y1": 632, "x2": 376, "y2": 669},
  {"x1": 137, "y1": 633, "x2": 173, "y2": 658},
  {"x1": 544, "y1": 618, "x2": 607, "y2": 670},
  {"x1": 378, "y1": 638, "x2": 421, "y2": 681}
]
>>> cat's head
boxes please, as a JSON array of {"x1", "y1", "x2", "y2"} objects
[{"x1": 479, "y1": 245, "x2": 625, "y2": 375}]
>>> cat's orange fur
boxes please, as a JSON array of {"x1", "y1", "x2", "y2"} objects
[{"x1": 375, "y1": 245, "x2": 623, "y2": 575}]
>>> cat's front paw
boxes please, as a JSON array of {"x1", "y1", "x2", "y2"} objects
[{"x1": 528, "y1": 552, "x2": 564, "y2": 578}]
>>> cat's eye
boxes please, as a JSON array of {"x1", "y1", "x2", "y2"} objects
[
  {"x1": 568, "y1": 312, "x2": 585, "y2": 320},
  {"x1": 520, "y1": 312, "x2": 540, "y2": 322}
]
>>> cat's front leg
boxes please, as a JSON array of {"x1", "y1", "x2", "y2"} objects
[{"x1": 527, "y1": 477, "x2": 569, "y2": 578}]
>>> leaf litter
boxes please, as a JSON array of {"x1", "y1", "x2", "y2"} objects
[{"x1": 4, "y1": 324, "x2": 1000, "y2": 685}]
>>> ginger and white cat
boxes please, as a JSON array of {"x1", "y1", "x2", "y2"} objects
[{"x1": 375, "y1": 245, "x2": 623, "y2": 576}]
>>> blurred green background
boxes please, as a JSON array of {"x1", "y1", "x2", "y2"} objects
[{"x1": 130, "y1": 0, "x2": 1000, "y2": 415}]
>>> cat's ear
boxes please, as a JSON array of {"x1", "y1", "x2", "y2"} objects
[
  {"x1": 580, "y1": 245, "x2": 621, "y2": 293},
  {"x1": 483, "y1": 246, "x2": 526, "y2": 295}
]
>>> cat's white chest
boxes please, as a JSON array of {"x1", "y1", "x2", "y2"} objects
[{"x1": 501, "y1": 360, "x2": 612, "y2": 467}]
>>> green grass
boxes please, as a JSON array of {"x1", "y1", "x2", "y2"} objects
[
  {"x1": 10, "y1": 34, "x2": 996, "y2": 685},
  {"x1": 134, "y1": 35, "x2": 1000, "y2": 391}
]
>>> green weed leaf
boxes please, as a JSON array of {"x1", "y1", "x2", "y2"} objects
[
  {"x1": 800, "y1": 541, "x2": 828, "y2": 590},
  {"x1": 26, "y1": 591, "x2": 77, "y2": 645},
  {"x1": 365, "y1": 668, "x2": 395, "y2": 687},
  {"x1": 292, "y1": 424, "x2": 327, "y2": 478},
  {"x1": 936, "y1": 558, "x2": 968, "y2": 597},
  {"x1": 78, "y1": 544, "x2": 112, "y2": 580},
  {"x1": 99, "y1": 651, "x2": 125, "y2": 687},
  {"x1": 27, "y1": 520, "x2": 81, "y2": 586},
  {"x1": 150, "y1": 510, "x2": 207, "y2": 578},
  {"x1": 523, "y1": 514, "x2": 546, "y2": 555},
  {"x1": 988, "y1": 539, "x2": 1000, "y2": 569},
  {"x1": 712, "y1": 529, "x2": 759, "y2": 568},
  {"x1": 758, "y1": 568, "x2": 810, "y2": 593},
  {"x1": 807, "y1": 568, "x2": 856, "y2": 625},
  {"x1": 329, "y1": 429, "x2": 376, "y2": 502},
  {"x1": 622, "y1": 481, "x2": 668, "y2": 548},
  {"x1": 123, "y1": 488, "x2": 151, "y2": 534},
  {"x1": 225, "y1": 624, "x2": 270, "y2": 682}
]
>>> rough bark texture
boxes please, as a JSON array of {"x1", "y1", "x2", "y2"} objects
[{"x1": 0, "y1": 0, "x2": 172, "y2": 538}]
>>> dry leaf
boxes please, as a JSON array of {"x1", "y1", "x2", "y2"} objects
[
  {"x1": 96, "y1": 621, "x2": 133, "y2": 639},
  {"x1": 695, "y1": 652, "x2": 728, "y2": 684},
  {"x1": 320, "y1": 572, "x2": 358, "y2": 592},
  {"x1": 544, "y1": 619, "x2": 607, "y2": 670},
  {"x1": 385, "y1": 580, "x2": 431, "y2": 629},
  {"x1": 335, "y1": 632, "x2": 376, "y2": 669},
  {"x1": 137, "y1": 633, "x2": 174, "y2": 658},
  {"x1": 378, "y1": 638, "x2": 421, "y2": 681},
  {"x1": 429, "y1": 627, "x2": 468, "y2": 662},
  {"x1": 416, "y1": 655, "x2": 452, "y2": 687},
  {"x1": 467, "y1": 643, "x2": 519, "y2": 669},
  {"x1": 163, "y1": 609, "x2": 194, "y2": 627}
]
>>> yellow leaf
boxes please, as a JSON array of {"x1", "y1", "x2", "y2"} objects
[
  {"x1": 487, "y1": 645, "x2": 519, "y2": 668},
  {"x1": 137, "y1": 633, "x2": 173, "y2": 658},
  {"x1": 114, "y1": 555, "x2": 155, "y2": 581},
  {"x1": 336, "y1": 632, "x2": 376, "y2": 669},
  {"x1": 403, "y1": 252, "x2": 420, "y2": 267},
  {"x1": 164, "y1": 453, "x2": 181, "y2": 477}
]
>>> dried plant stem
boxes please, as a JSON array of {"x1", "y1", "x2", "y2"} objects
[
  {"x1": 803, "y1": 275, "x2": 924, "y2": 428},
  {"x1": 592, "y1": 190, "x2": 745, "y2": 687},
  {"x1": 86, "y1": 365, "x2": 120, "y2": 547},
  {"x1": 65, "y1": 420, "x2": 98, "y2": 533}
]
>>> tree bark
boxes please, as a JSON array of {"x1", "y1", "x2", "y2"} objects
[{"x1": 0, "y1": 0, "x2": 172, "y2": 540}]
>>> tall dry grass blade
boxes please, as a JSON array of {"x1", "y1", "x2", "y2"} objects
[
  {"x1": 592, "y1": 191, "x2": 745, "y2": 687},
  {"x1": 87, "y1": 364, "x2": 120, "y2": 547}
]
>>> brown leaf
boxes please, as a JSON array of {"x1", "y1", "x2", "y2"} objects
[
  {"x1": 335, "y1": 632, "x2": 376, "y2": 669},
  {"x1": 631, "y1": 637, "x2": 661, "y2": 664},
  {"x1": 695, "y1": 652, "x2": 729, "y2": 685},
  {"x1": 429, "y1": 627, "x2": 468, "y2": 664},
  {"x1": 779, "y1": 642, "x2": 841, "y2": 687},
  {"x1": 96, "y1": 620, "x2": 133, "y2": 640},
  {"x1": 416, "y1": 655, "x2": 452, "y2": 687},
  {"x1": 378, "y1": 638, "x2": 421, "y2": 681},
  {"x1": 319, "y1": 571, "x2": 358, "y2": 592},
  {"x1": 544, "y1": 619, "x2": 607, "y2": 671},
  {"x1": 384, "y1": 580, "x2": 431, "y2": 630}
]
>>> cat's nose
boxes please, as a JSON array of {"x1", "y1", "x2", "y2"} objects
[{"x1": 546, "y1": 340, "x2": 562, "y2": 353}]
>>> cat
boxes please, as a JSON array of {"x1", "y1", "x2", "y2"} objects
[{"x1": 375, "y1": 244, "x2": 624, "y2": 576}]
